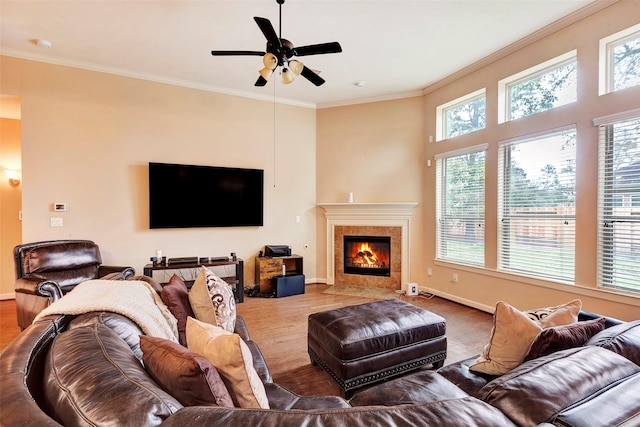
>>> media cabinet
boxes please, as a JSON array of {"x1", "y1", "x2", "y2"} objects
[{"x1": 143, "y1": 258, "x2": 244, "y2": 303}]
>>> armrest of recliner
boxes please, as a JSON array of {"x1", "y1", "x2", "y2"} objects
[
  {"x1": 98, "y1": 265, "x2": 135, "y2": 279},
  {"x1": 14, "y1": 276, "x2": 63, "y2": 302}
]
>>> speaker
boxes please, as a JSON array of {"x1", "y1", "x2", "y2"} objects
[{"x1": 273, "y1": 274, "x2": 305, "y2": 298}]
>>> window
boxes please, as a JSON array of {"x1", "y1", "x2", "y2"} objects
[
  {"x1": 436, "y1": 145, "x2": 487, "y2": 266},
  {"x1": 596, "y1": 112, "x2": 640, "y2": 293},
  {"x1": 498, "y1": 51, "x2": 577, "y2": 123},
  {"x1": 436, "y1": 89, "x2": 486, "y2": 141},
  {"x1": 498, "y1": 127, "x2": 576, "y2": 281},
  {"x1": 599, "y1": 23, "x2": 640, "y2": 95}
]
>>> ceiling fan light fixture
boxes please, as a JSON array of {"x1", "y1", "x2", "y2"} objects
[
  {"x1": 281, "y1": 68, "x2": 294, "y2": 84},
  {"x1": 262, "y1": 53, "x2": 278, "y2": 70},
  {"x1": 259, "y1": 68, "x2": 274, "y2": 81},
  {"x1": 288, "y1": 60, "x2": 304, "y2": 76}
]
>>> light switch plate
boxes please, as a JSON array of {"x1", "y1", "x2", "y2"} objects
[{"x1": 50, "y1": 217, "x2": 63, "y2": 227}]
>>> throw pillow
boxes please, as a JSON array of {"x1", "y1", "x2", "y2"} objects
[
  {"x1": 188, "y1": 270, "x2": 218, "y2": 326},
  {"x1": 185, "y1": 317, "x2": 269, "y2": 409},
  {"x1": 523, "y1": 317, "x2": 606, "y2": 362},
  {"x1": 470, "y1": 301, "x2": 544, "y2": 375},
  {"x1": 140, "y1": 335, "x2": 234, "y2": 407},
  {"x1": 525, "y1": 299, "x2": 582, "y2": 327},
  {"x1": 469, "y1": 299, "x2": 581, "y2": 375},
  {"x1": 161, "y1": 274, "x2": 195, "y2": 346},
  {"x1": 202, "y1": 266, "x2": 236, "y2": 332}
]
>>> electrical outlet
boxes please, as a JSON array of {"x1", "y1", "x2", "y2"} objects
[
  {"x1": 451, "y1": 273, "x2": 458, "y2": 283},
  {"x1": 427, "y1": 268, "x2": 432, "y2": 276}
]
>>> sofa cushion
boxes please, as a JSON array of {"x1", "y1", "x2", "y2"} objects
[
  {"x1": 140, "y1": 335, "x2": 234, "y2": 408},
  {"x1": 586, "y1": 319, "x2": 640, "y2": 365},
  {"x1": 523, "y1": 317, "x2": 606, "y2": 362},
  {"x1": 470, "y1": 300, "x2": 581, "y2": 375},
  {"x1": 349, "y1": 369, "x2": 468, "y2": 407},
  {"x1": 186, "y1": 317, "x2": 269, "y2": 409},
  {"x1": 68, "y1": 311, "x2": 145, "y2": 361},
  {"x1": 478, "y1": 346, "x2": 640, "y2": 427},
  {"x1": 551, "y1": 372, "x2": 640, "y2": 427},
  {"x1": 160, "y1": 274, "x2": 194, "y2": 346},
  {"x1": 161, "y1": 397, "x2": 517, "y2": 427},
  {"x1": 437, "y1": 357, "x2": 498, "y2": 397},
  {"x1": 264, "y1": 383, "x2": 351, "y2": 410},
  {"x1": 43, "y1": 323, "x2": 182, "y2": 426}
]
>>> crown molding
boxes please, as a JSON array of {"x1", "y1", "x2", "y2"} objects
[{"x1": 0, "y1": 49, "x2": 317, "y2": 109}]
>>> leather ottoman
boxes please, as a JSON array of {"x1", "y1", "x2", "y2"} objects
[{"x1": 308, "y1": 299, "x2": 447, "y2": 397}]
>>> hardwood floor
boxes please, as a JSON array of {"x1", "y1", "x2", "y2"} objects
[
  {"x1": 0, "y1": 299, "x2": 20, "y2": 351},
  {"x1": 0, "y1": 284, "x2": 493, "y2": 397}
]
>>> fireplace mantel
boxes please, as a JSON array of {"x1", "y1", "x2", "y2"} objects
[
  {"x1": 318, "y1": 202, "x2": 417, "y2": 219},
  {"x1": 319, "y1": 202, "x2": 417, "y2": 287}
]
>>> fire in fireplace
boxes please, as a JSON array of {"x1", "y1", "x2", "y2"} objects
[{"x1": 343, "y1": 235, "x2": 391, "y2": 277}]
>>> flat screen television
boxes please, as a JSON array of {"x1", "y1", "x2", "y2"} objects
[{"x1": 149, "y1": 162, "x2": 264, "y2": 228}]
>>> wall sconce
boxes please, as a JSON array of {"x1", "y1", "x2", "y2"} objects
[{"x1": 5, "y1": 169, "x2": 21, "y2": 186}]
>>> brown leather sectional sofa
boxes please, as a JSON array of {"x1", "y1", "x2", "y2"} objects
[{"x1": 1, "y1": 303, "x2": 639, "y2": 426}]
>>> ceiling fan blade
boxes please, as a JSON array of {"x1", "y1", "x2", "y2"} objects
[
  {"x1": 211, "y1": 50, "x2": 265, "y2": 56},
  {"x1": 293, "y1": 42, "x2": 342, "y2": 57},
  {"x1": 254, "y1": 17, "x2": 281, "y2": 49},
  {"x1": 255, "y1": 75, "x2": 269, "y2": 87},
  {"x1": 300, "y1": 66, "x2": 326, "y2": 86}
]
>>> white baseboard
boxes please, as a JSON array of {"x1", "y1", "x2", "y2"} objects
[
  {"x1": 0, "y1": 293, "x2": 16, "y2": 301},
  {"x1": 420, "y1": 286, "x2": 495, "y2": 314}
]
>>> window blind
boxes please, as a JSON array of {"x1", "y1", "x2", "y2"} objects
[
  {"x1": 436, "y1": 147, "x2": 486, "y2": 266},
  {"x1": 497, "y1": 128, "x2": 576, "y2": 282},
  {"x1": 597, "y1": 115, "x2": 640, "y2": 294}
]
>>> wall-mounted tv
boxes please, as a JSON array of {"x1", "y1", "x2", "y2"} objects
[{"x1": 149, "y1": 162, "x2": 264, "y2": 229}]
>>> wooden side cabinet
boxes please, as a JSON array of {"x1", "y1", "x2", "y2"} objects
[{"x1": 255, "y1": 255, "x2": 303, "y2": 292}]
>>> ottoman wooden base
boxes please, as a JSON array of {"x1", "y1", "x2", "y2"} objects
[{"x1": 308, "y1": 299, "x2": 447, "y2": 398}]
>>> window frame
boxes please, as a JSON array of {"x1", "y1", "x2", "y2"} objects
[
  {"x1": 435, "y1": 144, "x2": 488, "y2": 267},
  {"x1": 599, "y1": 23, "x2": 640, "y2": 95},
  {"x1": 498, "y1": 50, "x2": 577, "y2": 124},
  {"x1": 594, "y1": 109, "x2": 640, "y2": 294},
  {"x1": 497, "y1": 125, "x2": 577, "y2": 282},
  {"x1": 436, "y1": 88, "x2": 486, "y2": 142}
]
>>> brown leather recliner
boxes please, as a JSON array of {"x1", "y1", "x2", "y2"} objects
[{"x1": 13, "y1": 239, "x2": 135, "y2": 330}]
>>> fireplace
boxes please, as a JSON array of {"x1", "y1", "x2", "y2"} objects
[
  {"x1": 319, "y1": 202, "x2": 417, "y2": 289},
  {"x1": 344, "y1": 235, "x2": 391, "y2": 277}
]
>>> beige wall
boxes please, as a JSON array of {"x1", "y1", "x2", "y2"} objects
[
  {"x1": 0, "y1": 116, "x2": 22, "y2": 296},
  {"x1": 419, "y1": 1, "x2": 640, "y2": 320},
  {"x1": 316, "y1": 97, "x2": 426, "y2": 285},
  {"x1": 317, "y1": 1, "x2": 639, "y2": 321},
  {"x1": 0, "y1": 57, "x2": 318, "y2": 287}
]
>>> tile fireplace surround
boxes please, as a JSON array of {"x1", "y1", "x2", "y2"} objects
[{"x1": 318, "y1": 202, "x2": 417, "y2": 290}]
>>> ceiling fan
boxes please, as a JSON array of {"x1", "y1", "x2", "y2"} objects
[{"x1": 211, "y1": 0, "x2": 342, "y2": 87}]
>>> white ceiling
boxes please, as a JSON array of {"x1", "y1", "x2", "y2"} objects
[{"x1": 1, "y1": 0, "x2": 598, "y2": 108}]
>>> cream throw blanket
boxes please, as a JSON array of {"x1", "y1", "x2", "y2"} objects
[{"x1": 34, "y1": 280, "x2": 179, "y2": 342}]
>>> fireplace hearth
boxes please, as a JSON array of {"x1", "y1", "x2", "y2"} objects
[{"x1": 344, "y1": 235, "x2": 391, "y2": 277}]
